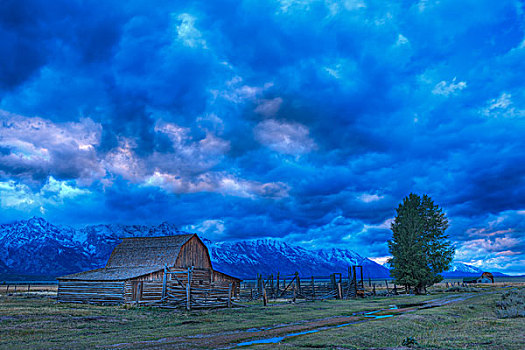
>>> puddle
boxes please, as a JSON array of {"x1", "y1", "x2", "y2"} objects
[
  {"x1": 235, "y1": 305, "x2": 398, "y2": 347},
  {"x1": 236, "y1": 321, "x2": 366, "y2": 347}
]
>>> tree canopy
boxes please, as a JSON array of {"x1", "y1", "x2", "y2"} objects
[{"x1": 388, "y1": 193, "x2": 454, "y2": 294}]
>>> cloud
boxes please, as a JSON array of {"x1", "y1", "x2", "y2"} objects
[
  {"x1": 0, "y1": 111, "x2": 104, "y2": 184},
  {"x1": 182, "y1": 219, "x2": 225, "y2": 240},
  {"x1": 0, "y1": 0, "x2": 524, "y2": 274},
  {"x1": 481, "y1": 93, "x2": 525, "y2": 118},
  {"x1": 432, "y1": 78, "x2": 467, "y2": 96},
  {"x1": 357, "y1": 193, "x2": 384, "y2": 203},
  {"x1": 175, "y1": 13, "x2": 207, "y2": 49},
  {"x1": 254, "y1": 97, "x2": 283, "y2": 117},
  {"x1": 0, "y1": 177, "x2": 90, "y2": 212},
  {"x1": 254, "y1": 119, "x2": 317, "y2": 155},
  {"x1": 144, "y1": 171, "x2": 289, "y2": 199}
]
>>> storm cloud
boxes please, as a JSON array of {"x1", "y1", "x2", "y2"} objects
[{"x1": 0, "y1": 0, "x2": 524, "y2": 274}]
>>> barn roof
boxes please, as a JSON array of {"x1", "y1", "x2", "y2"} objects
[
  {"x1": 105, "y1": 234, "x2": 196, "y2": 268},
  {"x1": 58, "y1": 266, "x2": 163, "y2": 281}
]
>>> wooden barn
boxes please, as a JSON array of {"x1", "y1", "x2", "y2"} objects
[
  {"x1": 57, "y1": 234, "x2": 241, "y2": 305},
  {"x1": 463, "y1": 272, "x2": 494, "y2": 284}
]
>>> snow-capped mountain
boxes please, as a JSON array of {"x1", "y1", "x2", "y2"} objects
[
  {"x1": 206, "y1": 239, "x2": 390, "y2": 279},
  {"x1": 444, "y1": 262, "x2": 483, "y2": 276},
  {"x1": 0, "y1": 217, "x2": 91, "y2": 276},
  {"x1": 0, "y1": 217, "x2": 390, "y2": 279},
  {"x1": 382, "y1": 261, "x2": 504, "y2": 277},
  {"x1": 442, "y1": 262, "x2": 505, "y2": 277},
  {"x1": 0, "y1": 218, "x2": 188, "y2": 276}
]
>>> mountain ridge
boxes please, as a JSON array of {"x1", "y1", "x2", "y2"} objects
[{"x1": 0, "y1": 217, "x2": 503, "y2": 280}]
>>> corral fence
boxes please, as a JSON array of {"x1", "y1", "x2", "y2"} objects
[
  {"x1": 240, "y1": 266, "x2": 377, "y2": 303},
  {"x1": 125, "y1": 266, "x2": 240, "y2": 310}
]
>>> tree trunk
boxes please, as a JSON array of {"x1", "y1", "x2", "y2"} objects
[{"x1": 414, "y1": 285, "x2": 425, "y2": 295}]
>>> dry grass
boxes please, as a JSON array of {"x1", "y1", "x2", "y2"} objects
[
  {"x1": 0, "y1": 286, "x2": 523, "y2": 349},
  {"x1": 495, "y1": 288, "x2": 525, "y2": 318},
  {"x1": 258, "y1": 287, "x2": 525, "y2": 350}
]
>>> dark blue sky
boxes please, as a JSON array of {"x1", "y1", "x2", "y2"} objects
[{"x1": 0, "y1": 0, "x2": 524, "y2": 274}]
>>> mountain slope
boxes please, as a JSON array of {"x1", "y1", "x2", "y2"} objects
[
  {"x1": 206, "y1": 239, "x2": 391, "y2": 279},
  {"x1": 3, "y1": 218, "x2": 507, "y2": 279},
  {"x1": 0, "y1": 217, "x2": 91, "y2": 276},
  {"x1": 383, "y1": 261, "x2": 506, "y2": 277},
  {"x1": 0, "y1": 217, "x2": 391, "y2": 279}
]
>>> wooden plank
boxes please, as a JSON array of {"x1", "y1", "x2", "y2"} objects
[{"x1": 186, "y1": 283, "x2": 191, "y2": 311}]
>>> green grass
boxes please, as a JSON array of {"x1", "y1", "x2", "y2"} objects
[
  {"x1": 258, "y1": 289, "x2": 525, "y2": 350},
  {"x1": 0, "y1": 287, "x2": 523, "y2": 349}
]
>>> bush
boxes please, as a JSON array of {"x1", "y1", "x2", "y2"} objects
[
  {"x1": 495, "y1": 289, "x2": 525, "y2": 318},
  {"x1": 445, "y1": 286, "x2": 477, "y2": 293},
  {"x1": 402, "y1": 336, "x2": 419, "y2": 347}
]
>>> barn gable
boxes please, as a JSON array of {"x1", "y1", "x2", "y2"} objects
[{"x1": 175, "y1": 235, "x2": 212, "y2": 269}]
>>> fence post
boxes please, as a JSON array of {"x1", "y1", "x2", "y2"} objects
[
  {"x1": 385, "y1": 280, "x2": 389, "y2": 293},
  {"x1": 162, "y1": 265, "x2": 167, "y2": 300},
  {"x1": 337, "y1": 282, "x2": 342, "y2": 299},
  {"x1": 263, "y1": 288, "x2": 267, "y2": 306},
  {"x1": 295, "y1": 272, "x2": 301, "y2": 295},
  {"x1": 311, "y1": 276, "x2": 315, "y2": 299},
  {"x1": 275, "y1": 271, "x2": 281, "y2": 298},
  {"x1": 352, "y1": 266, "x2": 357, "y2": 298},
  {"x1": 293, "y1": 283, "x2": 296, "y2": 303},
  {"x1": 186, "y1": 283, "x2": 191, "y2": 311},
  {"x1": 228, "y1": 283, "x2": 232, "y2": 308},
  {"x1": 373, "y1": 283, "x2": 376, "y2": 296},
  {"x1": 6, "y1": 285, "x2": 9, "y2": 293},
  {"x1": 27, "y1": 284, "x2": 30, "y2": 293}
]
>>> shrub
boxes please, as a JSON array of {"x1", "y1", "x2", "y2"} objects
[
  {"x1": 495, "y1": 289, "x2": 525, "y2": 318},
  {"x1": 445, "y1": 286, "x2": 476, "y2": 293},
  {"x1": 402, "y1": 336, "x2": 419, "y2": 347}
]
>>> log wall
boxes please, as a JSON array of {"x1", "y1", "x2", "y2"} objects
[
  {"x1": 57, "y1": 280, "x2": 125, "y2": 304},
  {"x1": 212, "y1": 270, "x2": 241, "y2": 296}
]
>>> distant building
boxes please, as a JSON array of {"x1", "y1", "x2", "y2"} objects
[
  {"x1": 463, "y1": 272, "x2": 494, "y2": 284},
  {"x1": 57, "y1": 234, "x2": 241, "y2": 304}
]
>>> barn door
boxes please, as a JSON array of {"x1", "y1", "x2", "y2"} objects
[{"x1": 132, "y1": 281, "x2": 144, "y2": 302}]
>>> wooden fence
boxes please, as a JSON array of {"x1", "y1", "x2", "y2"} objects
[
  {"x1": 240, "y1": 266, "x2": 367, "y2": 301},
  {"x1": 127, "y1": 267, "x2": 236, "y2": 310}
]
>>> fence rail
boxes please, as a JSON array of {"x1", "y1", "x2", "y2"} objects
[
  {"x1": 239, "y1": 266, "x2": 369, "y2": 301},
  {"x1": 126, "y1": 266, "x2": 236, "y2": 310}
]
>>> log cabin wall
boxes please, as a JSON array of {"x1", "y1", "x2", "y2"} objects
[
  {"x1": 124, "y1": 280, "x2": 165, "y2": 303},
  {"x1": 57, "y1": 280, "x2": 125, "y2": 304},
  {"x1": 212, "y1": 270, "x2": 241, "y2": 296},
  {"x1": 129, "y1": 270, "x2": 164, "y2": 281},
  {"x1": 174, "y1": 236, "x2": 212, "y2": 269}
]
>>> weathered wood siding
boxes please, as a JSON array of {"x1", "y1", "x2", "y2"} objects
[
  {"x1": 124, "y1": 280, "x2": 164, "y2": 303},
  {"x1": 57, "y1": 280, "x2": 125, "y2": 304},
  {"x1": 212, "y1": 270, "x2": 241, "y2": 296},
  {"x1": 129, "y1": 270, "x2": 164, "y2": 281},
  {"x1": 175, "y1": 236, "x2": 212, "y2": 269}
]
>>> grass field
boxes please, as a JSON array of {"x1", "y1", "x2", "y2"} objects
[{"x1": 0, "y1": 285, "x2": 523, "y2": 349}]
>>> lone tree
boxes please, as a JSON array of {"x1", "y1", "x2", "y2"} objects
[{"x1": 388, "y1": 193, "x2": 454, "y2": 294}]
